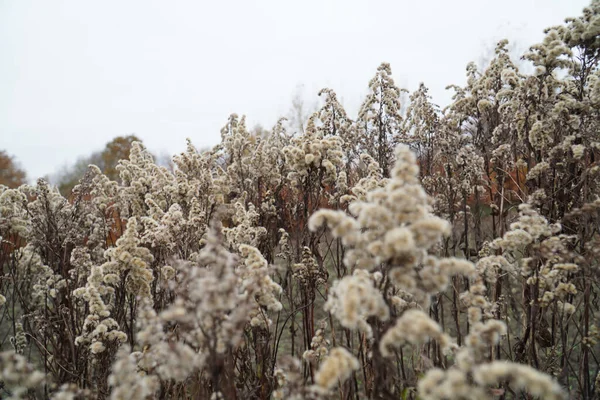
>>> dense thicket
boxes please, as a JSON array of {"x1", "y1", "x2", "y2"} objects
[{"x1": 1, "y1": 2, "x2": 599, "y2": 399}]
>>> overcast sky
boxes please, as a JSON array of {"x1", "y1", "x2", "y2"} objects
[{"x1": 0, "y1": 0, "x2": 591, "y2": 181}]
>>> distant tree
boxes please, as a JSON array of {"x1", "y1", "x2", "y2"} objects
[
  {"x1": 0, "y1": 150, "x2": 27, "y2": 188},
  {"x1": 54, "y1": 152, "x2": 102, "y2": 195},
  {"x1": 251, "y1": 123, "x2": 269, "y2": 139},
  {"x1": 54, "y1": 135, "x2": 141, "y2": 196},
  {"x1": 287, "y1": 84, "x2": 317, "y2": 134},
  {"x1": 101, "y1": 135, "x2": 140, "y2": 180},
  {"x1": 155, "y1": 150, "x2": 175, "y2": 172}
]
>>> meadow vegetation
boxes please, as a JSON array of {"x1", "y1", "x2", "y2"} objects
[{"x1": 1, "y1": 2, "x2": 600, "y2": 398}]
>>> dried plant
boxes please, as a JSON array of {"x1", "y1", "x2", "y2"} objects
[{"x1": 1, "y1": 2, "x2": 599, "y2": 399}]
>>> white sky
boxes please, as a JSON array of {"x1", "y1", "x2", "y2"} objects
[{"x1": 0, "y1": 0, "x2": 591, "y2": 181}]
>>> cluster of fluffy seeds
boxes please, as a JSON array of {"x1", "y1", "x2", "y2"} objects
[
  {"x1": 239, "y1": 244, "x2": 283, "y2": 328},
  {"x1": 323, "y1": 269, "x2": 389, "y2": 338},
  {"x1": 314, "y1": 347, "x2": 360, "y2": 392},
  {"x1": 72, "y1": 263, "x2": 127, "y2": 354},
  {"x1": 380, "y1": 309, "x2": 452, "y2": 357},
  {"x1": 223, "y1": 201, "x2": 267, "y2": 249},
  {"x1": 302, "y1": 321, "x2": 330, "y2": 365},
  {"x1": 292, "y1": 246, "x2": 327, "y2": 287},
  {"x1": 283, "y1": 114, "x2": 346, "y2": 187},
  {"x1": 0, "y1": 351, "x2": 46, "y2": 399},
  {"x1": 102, "y1": 217, "x2": 155, "y2": 300},
  {"x1": 109, "y1": 346, "x2": 160, "y2": 400}
]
